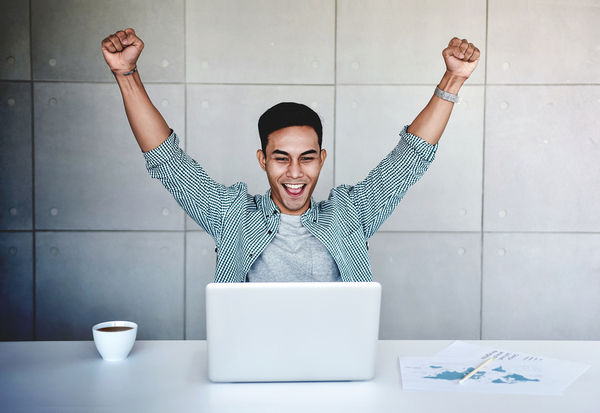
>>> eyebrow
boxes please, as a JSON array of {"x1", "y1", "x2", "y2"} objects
[{"x1": 272, "y1": 149, "x2": 318, "y2": 156}]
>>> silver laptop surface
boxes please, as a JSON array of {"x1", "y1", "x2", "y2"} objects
[{"x1": 206, "y1": 282, "x2": 381, "y2": 383}]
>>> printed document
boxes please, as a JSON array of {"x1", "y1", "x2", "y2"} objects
[{"x1": 399, "y1": 341, "x2": 590, "y2": 395}]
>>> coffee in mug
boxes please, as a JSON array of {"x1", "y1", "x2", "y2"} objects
[{"x1": 97, "y1": 326, "x2": 133, "y2": 333}]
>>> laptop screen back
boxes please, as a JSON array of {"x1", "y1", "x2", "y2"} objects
[{"x1": 206, "y1": 282, "x2": 382, "y2": 382}]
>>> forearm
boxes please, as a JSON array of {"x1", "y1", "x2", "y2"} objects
[
  {"x1": 115, "y1": 70, "x2": 171, "y2": 152},
  {"x1": 407, "y1": 71, "x2": 466, "y2": 145}
]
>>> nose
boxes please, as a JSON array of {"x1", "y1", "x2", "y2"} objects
[{"x1": 286, "y1": 160, "x2": 304, "y2": 179}]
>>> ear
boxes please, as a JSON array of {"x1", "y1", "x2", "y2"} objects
[
  {"x1": 319, "y1": 148, "x2": 327, "y2": 165},
  {"x1": 257, "y1": 149, "x2": 267, "y2": 171}
]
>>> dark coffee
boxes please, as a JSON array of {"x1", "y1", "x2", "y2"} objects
[{"x1": 97, "y1": 326, "x2": 133, "y2": 332}]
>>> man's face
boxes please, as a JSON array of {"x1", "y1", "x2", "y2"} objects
[{"x1": 257, "y1": 125, "x2": 327, "y2": 215}]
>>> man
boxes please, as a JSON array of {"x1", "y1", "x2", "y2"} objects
[{"x1": 101, "y1": 28, "x2": 480, "y2": 283}]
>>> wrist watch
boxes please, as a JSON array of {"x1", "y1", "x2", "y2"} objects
[
  {"x1": 435, "y1": 86, "x2": 462, "y2": 104},
  {"x1": 111, "y1": 67, "x2": 138, "y2": 76}
]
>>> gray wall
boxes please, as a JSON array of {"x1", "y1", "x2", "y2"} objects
[{"x1": 1, "y1": 0, "x2": 599, "y2": 341}]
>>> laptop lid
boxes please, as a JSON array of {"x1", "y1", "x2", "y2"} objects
[{"x1": 206, "y1": 282, "x2": 381, "y2": 382}]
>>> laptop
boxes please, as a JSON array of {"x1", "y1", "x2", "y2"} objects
[{"x1": 205, "y1": 281, "x2": 381, "y2": 382}]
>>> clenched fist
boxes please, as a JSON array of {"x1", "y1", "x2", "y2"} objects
[
  {"x1": 101, "y1": 28, "x2": 144, "y2": 75},
  {"x1": 442, "y1": 38, "x2": 480, "y2": 80}
]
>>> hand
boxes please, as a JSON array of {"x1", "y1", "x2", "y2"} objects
[
  {"x1": 101, "y1": 28, "x2": 144, "y2": 74},
  {"x1": 442, "y1": 38, "x2": 480, "y2": 80}
]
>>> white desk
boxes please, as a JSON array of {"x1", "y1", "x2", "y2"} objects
[{"x1": 1, "y1": 340, "x2": 598, "y2": 412}]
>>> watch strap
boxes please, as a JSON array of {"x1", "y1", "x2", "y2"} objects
[
  {"x1": 435, "y1": 86, "x2": 462, "y2": 104},
  {"x1": 111, "y1": 67, "x2": 137, "y2": 76}
]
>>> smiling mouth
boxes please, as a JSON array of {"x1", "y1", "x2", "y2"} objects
[{"x1": 283, "y1": 183, "x2": 306, "y2": 196}]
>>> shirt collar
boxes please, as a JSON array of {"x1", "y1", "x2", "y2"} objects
[
  {"x1": 301, "y1": 197, "x2": 319, "y2": 223},
  {"x1": 261, "y1": 189, "x2": 279, "y2": 218}
]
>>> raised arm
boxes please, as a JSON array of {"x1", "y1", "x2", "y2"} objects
[
  {"x1": 407, "y1": 37, "x2": 480, "y2": 145},
  {"x1": 101, "y1": 28, "x2": 171, "y2": 152}
]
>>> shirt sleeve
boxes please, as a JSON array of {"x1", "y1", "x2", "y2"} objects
[
  {"x1": 343, "y1": 125, "x2": 438, "y2": 239},
  {"x1": 143, "y1": 130, "x2": 246, "y2": 242}
]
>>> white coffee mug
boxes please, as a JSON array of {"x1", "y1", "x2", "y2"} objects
[{"x1": 92, "y1": 321, "x2": 138, "y2": 361}]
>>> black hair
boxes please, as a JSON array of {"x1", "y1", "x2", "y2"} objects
[{"x1": 258, "y1": 102, "x2": 323, "y2": 154}]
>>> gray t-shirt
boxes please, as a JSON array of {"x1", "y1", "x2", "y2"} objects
[{"x1": 246, "y1": 213, "x2": 342, "y2": 282}]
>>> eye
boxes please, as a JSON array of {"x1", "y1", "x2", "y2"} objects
[{"x1": 301, "y1": 156, "x2": 315, "y2": 161}]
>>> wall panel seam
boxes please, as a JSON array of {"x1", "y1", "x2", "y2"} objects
[
  {"x1": 480, "y1": 0, "x2": 490, "y2": 341},
  {"x1": 30, "y1": 230, "x2": 187, "y2": 233},
  {"x1": 333, "y1": 0, "x2": 338, "y2": 186},
  {"x1": 183, "y1": 0, "x2": 187, "y2": 342},
  {"x1": 29, "y1": 0, "x2": 36, "y2": 341}
]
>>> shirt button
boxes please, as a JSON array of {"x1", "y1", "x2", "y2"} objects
[
  {"x1": 266, "y1": 215, "x2": 269, "y2": 218},
  {"x1": 273, "y1": 211, "x2": 278, "y2": 215},
  {"x1": 313, "y1": 219, "x2": 317, "y2": 223},
  {"x1": 268, "y1": 230, "x2": 272, "y2": 235},
  {"x1": 249, "y1": 253, "x2": 253, "y2": 258}
]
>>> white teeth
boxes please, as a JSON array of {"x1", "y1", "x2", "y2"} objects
[{"x1": 285, "y1": 183, "x2": 304, "y2": 189}]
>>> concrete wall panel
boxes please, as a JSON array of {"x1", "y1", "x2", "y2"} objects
[
  {"x1": 0, "y1": 232, "x2": 34, "y2": 340},
  {"x1": 336, "y1": 85, "x2": 484, "y2": 232},
  {"x1": 484, "y1": 86, "x2": 600, "y2": 232},
  {"x1": 487, "y1": 0, "x2": 600, "y2": 84},
  {"x1": 0, "y1": 0, "x2": 31, "y2": 80},
  {"x1": 0, "y1": 82, "x2": 32, "y2": 230},
  {"x1": 36, "y1": 232, "x2": 184, "y2": 340},
  {"x1": 370, "y1": 232, "x2": 481, "y2": 339},
  {"x1": 482, "y1": 233, "x2": 600, "y2": 340},
  {"x1": 186, "y1": 0, "x2": 335, "y2": 84},
  {"x1": 337, "y1": 0, "x2": 486, "y2": 85},
  {"x1": 31, "y1": 0, "x2": 184, "y2": 82},
  {"x1": 34, "y1": 82, "x2": 185, "y2": 230},
  {"x1": 185, "y1": 231, "x2": 217, "y2": 339}
]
